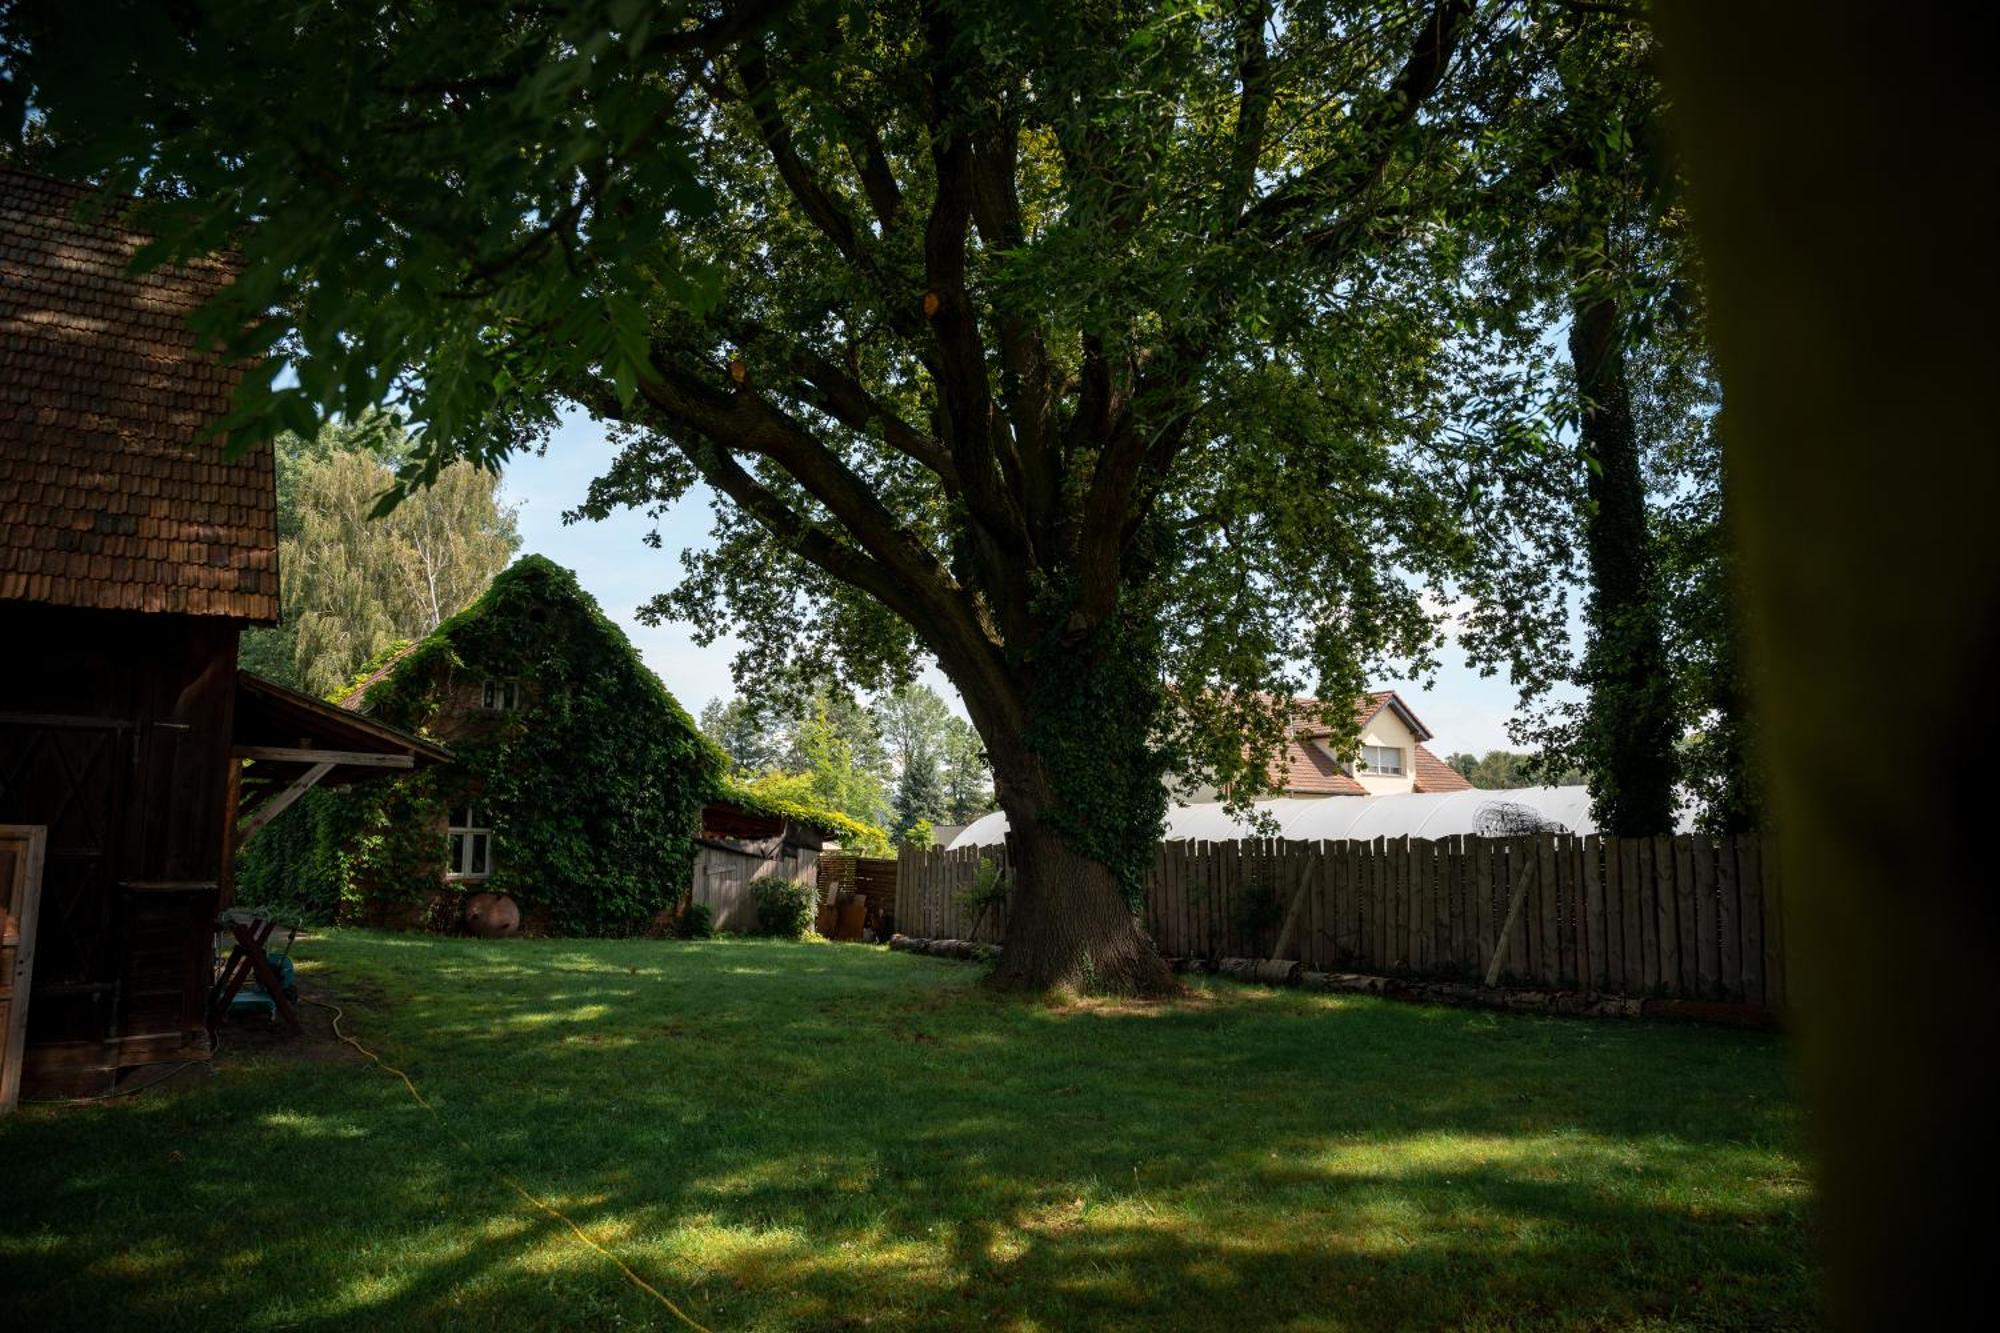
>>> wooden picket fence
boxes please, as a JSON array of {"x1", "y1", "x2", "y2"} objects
[{"x1": 897, "y1": 833, "x2": 1788, "y2": 1010}]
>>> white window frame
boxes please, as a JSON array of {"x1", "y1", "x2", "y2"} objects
[
  {"x1": 481, "y1": 678, "x2": 521, "y2": 712},
  {"x1": 1359, "y1": 745, "x2": 1405, "y2": 776},
  {"x1": 447, "y1": 805, "x2": 494, "y2": 881}
]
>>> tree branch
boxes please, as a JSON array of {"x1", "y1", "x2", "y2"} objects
[
  {"x1": 1222, "y1": 0, "x2": 1277, "y2": 231},
  {"x1": 735, "y1": 46, "x2": 865, "y2": 262},
  {"x1": 1240, "y1": 0, "x2": 1474, "y2": 241}
]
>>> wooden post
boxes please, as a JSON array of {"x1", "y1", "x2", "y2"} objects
[
  {"x1": 1653, "y1": 836, "x2": 1680, "y2": 996},
  {"x1": 1483, "y1": 841, "x2": 1537, "y2": 987},
  {"x1": 1718, "y1": 834, "x2": 1744, "y2": 1002}
]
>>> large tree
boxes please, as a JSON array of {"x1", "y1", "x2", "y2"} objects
[
  {"x1": 6, "y1": 0, "x2": 1574, "y2": 992},
  {"x1": 240, "y1": 421, "x2": 521, "y2": 696},
  {"x1": 1463, "y1": 7, "x2": 1753, "y2": 836}
]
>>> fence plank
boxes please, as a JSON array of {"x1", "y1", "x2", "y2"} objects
[
  {"x1": 1653, "y1": 837, "x2": 1680, "y2": 997},
  {"x1": 1445, "y1": 836, "x2": 1465, "y2": 972},
  {"x1": 1537, "y1": 835, "x2": 1562, "y2": 987},
  {"x1": 892, "y1": 831, "x2": 1771, "y2": 1006},
  {"x1": 1738, "y1": 836, "x2": 1765, "y2": 1009},
  {"x1": 1347, "y1": 838, "x2": 1365, "y2": 966},
  {"x1": 1761, "y1": 834, "x2": 1786, "y2": 1010},
  {"x1": 1409, "y1": 838, "x2": 1426, "y2": 971},
  {"x1": 1583, "y1": 835, "x2": 1606, "y2": 989},
  {"x1": 1472, "y1": 836, "x2": 1494, "y2": 967},
  {"x1": 1567, "y1": 838, "x2": 1588, "y2": 988},
  {"x1": 1618, "y1": 836, "x2": 1644, "y2": 993},
  {"x1": 1717, "y1": 835, "x2": 1743, "y2": 1002},
  {"x1": 1448, "y1": 836, "x2": 1464, "y2": 960},
  {"x1": 1414, "y1": 837, "x2": 1429, "y2": 971},
  {"x1": 1635, "y1": 838, "x2": 1659, "y2": 991},
  {"x1": 1381, "y1": 837, "x2": 1398, "y2": 970},
  {"x1": 1691, "y1": 834, "x2": 1720, "y2": 998},
  {"x1": 1602, "y1": 836, "x2": 1623, "y2": 988},
  {"x1": 1674, "y1": 835, "x2": 1699, "y2": 995}
]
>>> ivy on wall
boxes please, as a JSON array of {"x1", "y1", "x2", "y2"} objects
[{"x1": 239, "y1": 555, "x2": 722, "y2": 935}]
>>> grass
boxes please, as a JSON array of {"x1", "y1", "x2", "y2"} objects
[{"x1": 0, "y1": 932, "x2": 1814, "y2": 1330}]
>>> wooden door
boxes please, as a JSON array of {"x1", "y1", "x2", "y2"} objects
[{"x1": 1, "y1": 825, "x2": 49, "y2": 1113}]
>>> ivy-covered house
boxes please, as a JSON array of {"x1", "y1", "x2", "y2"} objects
[{"x1": 318, "y1": 555, "x2": 722, "y2": 934}]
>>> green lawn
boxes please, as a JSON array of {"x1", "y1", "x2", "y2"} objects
[{"x1": 0, "y1": 932, "x2": 1814, "y2": 1330}]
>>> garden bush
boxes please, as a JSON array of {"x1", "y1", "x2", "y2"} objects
[
  {"x1": 677, "y1": 901, "x2": 716, "y2": 940},
  {"x1": 751, "y1": 878, "x2": 816, "y2": 939}
]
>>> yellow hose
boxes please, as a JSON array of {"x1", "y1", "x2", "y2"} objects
[{"x1": 305, "y1": 997, "x2": 713, "y2": 1332}]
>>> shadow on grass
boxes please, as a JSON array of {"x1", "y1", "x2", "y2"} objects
[{"x1": 0, "y1": 932, "x2": 1812, "y2": 1331}]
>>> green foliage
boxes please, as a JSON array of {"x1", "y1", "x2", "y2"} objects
[
  {"x1": 698, "y1": 695, "x2": 783, "y2": 775},
  {"x1": 749, "y1": 878, "x2": 816, "y2": 940},
  {"x1": 232, "y1": 789, "x2": 353, "y2": 924},
  {"x1": 1024, "y1": 603, "x2": 1174, "y2": 899},
  {"x1": 955, "y1": 856, "x2": 1010, "y2": 923},
  {"x1": 675, "y1": 901, "x2": 716, "y2": 941},
  {"x1": 3, "y1": 0, "x2": 722, "y2": 479},
  {"x1": 1444, "y1": 750, "x2": 1586, "y2": 791},
  {"x1": 718, "y1": 776, "x2": 890, "y2": 857},
  {"x1": 876, "y1": 685, "x2": 983, "y2": 839},
  {"x1": 939, "y1": 716, "x2": 993, "y2": 824},
  {"x1": 251, "y1": 555, "x2": 721, "y2": 935},
  {"x1": 890, "y1": 747, "x2": 946, "y2": 845},
  {"x1": 237, "y1": 419, "x2": 519, "y2": 695},
  {"x1": 9, "y1": 1, "x2": 1754, "y2": 946},
  {"x1": 702, "y1": 689, "x2": 894, "y2": 833},
  {"x1": 1455, "y1": 8, "x2": 1742, "y2": 835}
]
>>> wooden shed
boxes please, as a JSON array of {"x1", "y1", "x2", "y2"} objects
[
  {"x1": 0, "y1": 169, "x2": 441, "y2": 1102},
  {"x1": 693, "y1": 800, "x2": 837, "y2": 933}
]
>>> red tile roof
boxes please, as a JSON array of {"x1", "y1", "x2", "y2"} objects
[
  {"x1": 1280, "y1": 733, "x2": 1369, "y2": 795},
  {"x1": 1269, "y1": 690, "x2": 1452, "y2": 796},
  {"x1": 0, "y1": 168, "x2": 277, "y2": 621},
  {"x1": 1411, "y1": 743, "x2": 1473, "y2": 793}
]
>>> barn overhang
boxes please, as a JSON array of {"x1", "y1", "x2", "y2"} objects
[{"x1": 230, "y1": 671, "x2": 450, "y2": 855}]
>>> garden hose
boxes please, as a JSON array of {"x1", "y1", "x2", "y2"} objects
[{"x1": 304, "y1": 997, "x2": 713, "y2": 1332}]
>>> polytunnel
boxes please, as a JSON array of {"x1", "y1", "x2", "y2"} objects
[{"x1": 943, "y1": 785, "x2": 1661, "y2": 850}]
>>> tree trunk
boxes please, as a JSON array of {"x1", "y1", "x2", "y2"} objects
[
  {"x1": 1569, "y1": 284, "x2": 1678, "y2": 836},
  {"x1": 983, "y1": 798, "x2": 1179, "y2": 998}
]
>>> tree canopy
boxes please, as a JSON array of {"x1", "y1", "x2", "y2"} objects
[
  {"x1": 238, "y1": 420, "x2": 520, "y2": 696},
  {"x1": 3, "y1": 0, "x2": 1696, "y2": 990}
]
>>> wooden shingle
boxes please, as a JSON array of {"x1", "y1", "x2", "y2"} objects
[{"x1": 0, "y1": 168, "x2": 278, "y2": 623}]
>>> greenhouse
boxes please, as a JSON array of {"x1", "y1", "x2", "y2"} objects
[{"x1": 942, "y1": 785, "x2": 1683, "y2": 850}]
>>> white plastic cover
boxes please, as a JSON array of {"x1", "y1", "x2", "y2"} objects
[{"x1": 944, "y1": 785, "x2": 1656, "y2": 849}]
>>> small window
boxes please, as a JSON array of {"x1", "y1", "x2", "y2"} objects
[
  {"x1": 1360, "y1": 745, "x2": 1404, "y2": 776},
  {"x1": 448, "y1": 805, "x2": 493, "y2": 880},
  {"x1": 481, "y1": 678, "x2": 521, "y2": 712}
]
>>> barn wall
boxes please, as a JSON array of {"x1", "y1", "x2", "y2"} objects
[{"x1": 0, "y1": 603, "x2": 238, "y2": 1094}]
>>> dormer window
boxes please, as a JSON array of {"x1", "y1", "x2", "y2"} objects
[
  {"x1": 481, "y1": 678, "x2": 521, "y2": 712},
  {"x1": 1359, "y1": 745, "x2": 1404, "y2": 776}
]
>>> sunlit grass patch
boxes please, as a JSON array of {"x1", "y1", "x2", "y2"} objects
[{"x1": 1, "y1": 930, "x2": 1813, "y2": 1330}]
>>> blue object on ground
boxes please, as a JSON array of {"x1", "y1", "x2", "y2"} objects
[
  {"x1": 229, "y1": 988, "x2": 277, "y2": 1021},
  {"x1": 259, "y1": 954, "x2": 298, "y2": 1002}
]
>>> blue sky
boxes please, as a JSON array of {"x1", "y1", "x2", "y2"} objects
[{"x1": 502, "y1": 410, "x2": 1544, "y2": 755}]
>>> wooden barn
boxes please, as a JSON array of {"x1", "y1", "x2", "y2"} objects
[{"x1": 0, "y1": 168, "x2": 440, "y2": 1103}]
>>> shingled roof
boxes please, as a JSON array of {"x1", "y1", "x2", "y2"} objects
[
  {"x1": 1276, "y1": 690, "x2": 1472, "y2": 795},
  {"x1": 0, "y1": 168, "x2": 278, "y2": 621}
]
